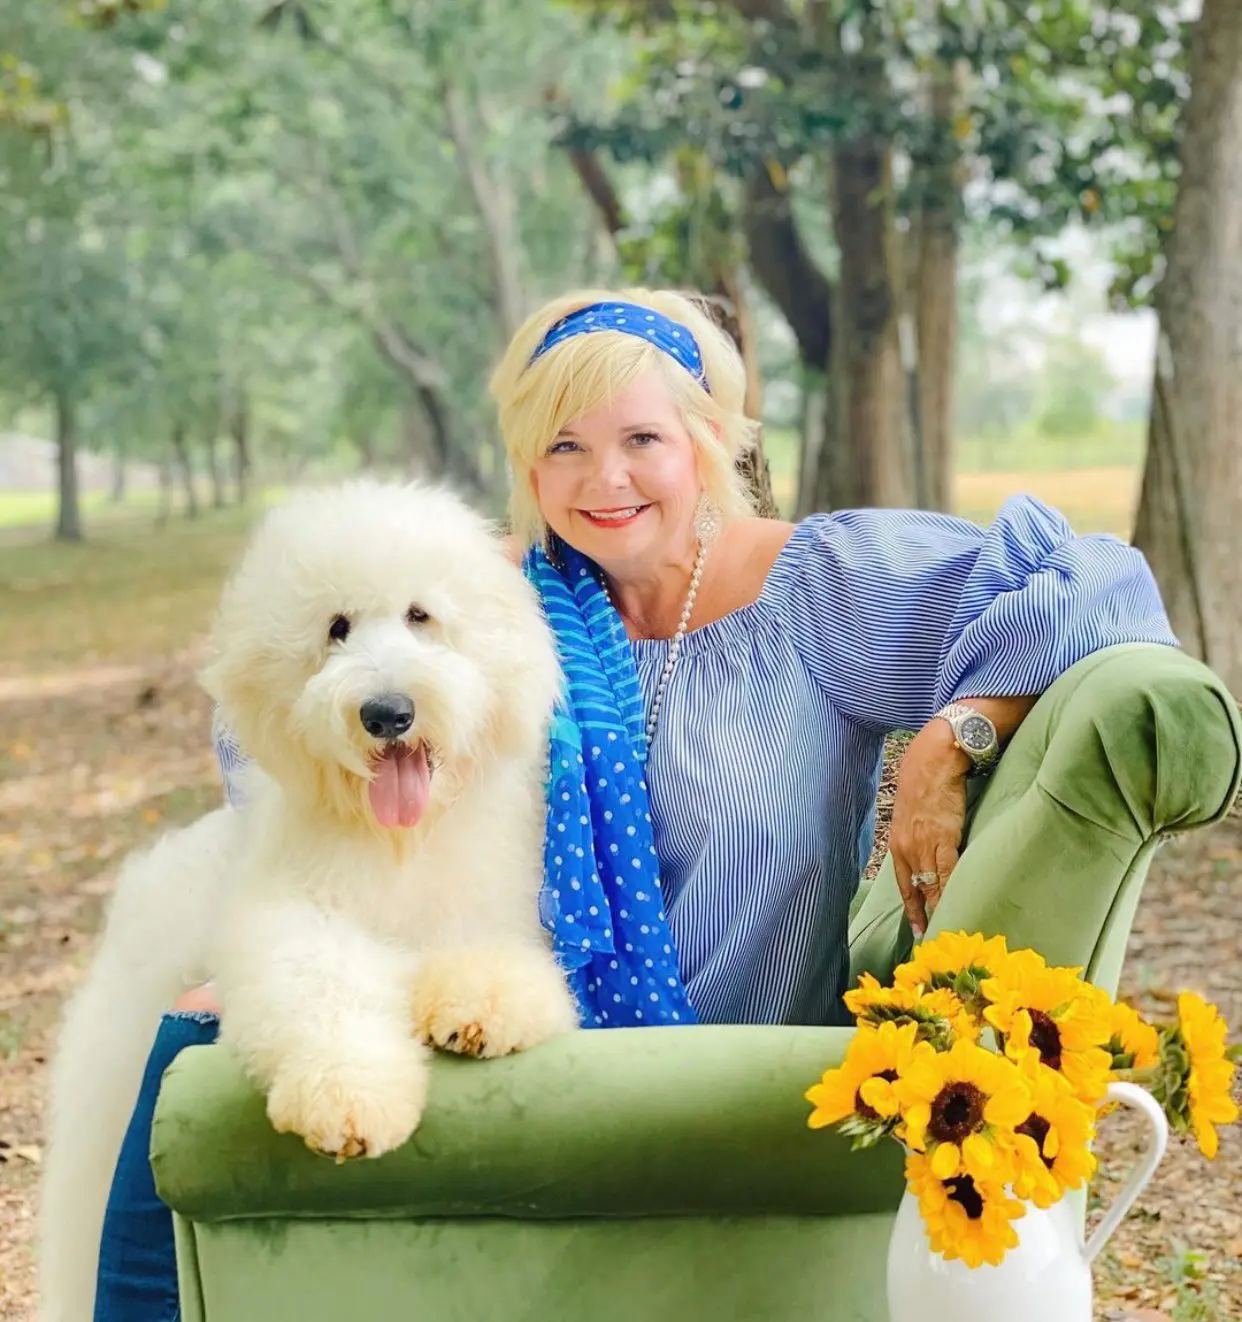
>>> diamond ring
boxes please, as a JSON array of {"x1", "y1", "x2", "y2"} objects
[{"x1": 911, "y1": 871, "x2": 938, "y2": 891}]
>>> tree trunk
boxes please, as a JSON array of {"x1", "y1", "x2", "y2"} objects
[
  {"x1": 352, "y1": 433, "x2": 377, "y2": 470},
  {"x1": 109, "y1": 444, "x2": 127, "y2": 504},
  {"x1": 170, "y1": 424, "x2": 199, "y2": 518},
  {"x1": 156, "y1": 448, "x2": 174, "y2": 528},
  {"x1": 796, "y1": 368, "x2": 830, "y2": 519},
  {"x1": 1132, "y1": 0, "x2": 1242, "y2": 694},
  {"x1": 913, "y1": 229, "x2": 959, "y2": 510},
  {"x1": 910, "y1": 58, "x2": 965, "y2": 513},
  {"x1": 204, "y1": 430, "x2": 227, "y2": 509},
  {"x1": 442, "y1": 82, "x2": 526, "y2": 339},
  {"x1": 402, "y1": 398, "x2": 435, "y2": 478},
  {"x1": 714, "y1": 272, "x2": 764, "y2": 421},
  {"x1": 741, "y1": 164, "x2": 833, "y2": 374},
  {"x1": 54, "y1": 388, "x2": 83, "y2": 542},
  {"x1": 739, "y1": 164, "x2": 838, "y2": 517},
  {"x1": 230, "y1": 397, "x2": 251, "y2": 504},
  {"x1": 827, "y1": 134, "x2": 911, "y2": 509},
  {"x1": 689, "y1": 287, "x2": 779, "y2": 516}
]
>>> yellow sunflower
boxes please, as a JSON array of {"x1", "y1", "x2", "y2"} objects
[
  {"x1": 845, "y1": 974, "x2": 981, "y2": 1046},
  {"x1": 1174, "y1": 992, "x2": 1238, "y2": 1159},
  {"x1": 982, "y1": 960, "x2": 1113, "y2": 1103},
  {"x1": 1009, "y1": 1058, "x2": 1098, "y2": 1208},
  {"x1": 893, "y1": 930, "x2": 1013, "y2": 999},
  {"x1": 1106, "y1": 1001, "x2": 1160, "y2": 1073},
  {"x1": 895, "y1": 1038, "x2": 1032, "y2": 1184},
  {"x1": 905, "y1": 1151, "x2": 1027, "y2": 1268},
  {"x1": 806, "y1": 1020, "x2": 931, "y2": 1143}
]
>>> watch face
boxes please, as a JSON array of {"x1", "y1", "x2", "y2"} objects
[{"x1": 959, "y1": 714, "x2": 994, "y2": 752}]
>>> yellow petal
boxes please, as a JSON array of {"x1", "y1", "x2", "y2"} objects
[
  {"x1": 931, "y1": 1142, "x2": 961, "y2": 1179},
  {"x1": 859, "y1": 1076, "x2": 901, "y2": 1119},
  {"x1": 962, "y1": 1132, "x2": 995, "y2": 1174},
  {"x1": 902, "y1": 1103, "x2": 932, "y2": 1149}
]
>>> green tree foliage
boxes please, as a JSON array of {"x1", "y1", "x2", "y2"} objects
[
  {"x1": 554, "y1": 0, "x2": 1188, "y2": 307},
  {"x1": 0, "y1": 0, "x2": 609, "y2": 535}
]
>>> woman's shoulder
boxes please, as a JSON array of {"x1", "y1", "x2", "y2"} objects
[
  {"x1": 754, "y1": 506, "x2": 981, "y2": 613},
  {"x1": 780, "y1": 506, "x2": 988, "y2": 570},
  {"x1": 734, "y1": 514, "x2": 797, "y2": 564},
  {"x1": 697, "y1": 517, "x2": 795, "y2": 624}
]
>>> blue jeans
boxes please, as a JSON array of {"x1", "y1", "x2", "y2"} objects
[{"x1": 94, "y1": 1011, "x2": 220, "y2": 1322}]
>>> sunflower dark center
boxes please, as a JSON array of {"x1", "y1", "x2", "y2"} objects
[
  {"x1": 854, "y1": 1069, "x2": 899, "y2": 1121},
  {"x1": 1016, "y1": 1113, "x2": 1055, "y2": 1168},
  {"x1": 1027, "y1": 1010, "x2": 1063, "y2": 1070},
  {"x1": 946, "y1": 1175, "x2": 985, "y2": 1220},
  {"x1": 928, "y1": 1081, "x2": 986, "y2": 1144}
]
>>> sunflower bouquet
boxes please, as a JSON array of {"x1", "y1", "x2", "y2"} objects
[{"x1": 805, "y1": 932, "x2": 1239, "y2": 1268}]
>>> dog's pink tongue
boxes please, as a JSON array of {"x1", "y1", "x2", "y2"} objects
[{"x1": 368, "y1": 743, "x2": 431, "y2": 829}]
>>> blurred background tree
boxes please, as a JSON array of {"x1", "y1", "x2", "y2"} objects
[{"x1": 0, "y1": 0, "x2": 1238, "y2": 688}]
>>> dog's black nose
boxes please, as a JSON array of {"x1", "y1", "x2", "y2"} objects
[{"x1": 359, "y1": 694, "x2": 415, "y2": 740}]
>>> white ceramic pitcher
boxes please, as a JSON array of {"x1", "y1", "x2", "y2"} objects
[{"x1": 886, "y1": 1082, "x2": 1168, "y2": 1322}]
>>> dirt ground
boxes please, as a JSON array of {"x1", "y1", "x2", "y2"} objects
[{"x1": 0, "y1": 507, "x2": 1238, "y2": 1322}]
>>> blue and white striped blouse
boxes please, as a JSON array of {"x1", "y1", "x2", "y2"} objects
[{"x1": 213, "y1": 495, "x2": 1176, "y2": 1028}]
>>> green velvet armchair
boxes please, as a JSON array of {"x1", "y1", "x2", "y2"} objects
[{"x1": 151, "y1": 643, "x2": 1240, "y2": 1322}]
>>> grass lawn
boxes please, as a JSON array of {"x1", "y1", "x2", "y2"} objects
[
  {"x1": 0, "y1": 505, "x2": 262, "y2": 671},
  {"x1": 761, "y1": 428, "x2": 1139, "y2": 538},
  {"x1": 0, "y1": 488, "x2": 167, "y2": 532}
]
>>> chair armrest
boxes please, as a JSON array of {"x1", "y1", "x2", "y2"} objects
[
  {"x1": 848, "y1": 643, "x2": 1241, "y2": 985},
  {"x1": 151, "y1": 1026, "x2": 904, "y2": 1223}
]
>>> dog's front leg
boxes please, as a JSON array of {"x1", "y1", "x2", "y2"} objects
[
  {"x1": 213, "y1": 901, "x2": 429, "y2": 1160},
  {"x1": 412, "y1": 943, "x2": 579, "y2": 1058}
]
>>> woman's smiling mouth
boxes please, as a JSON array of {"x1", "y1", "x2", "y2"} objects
[{"x1": 580, "y1": 505, "x2": 650, "y2": 528}]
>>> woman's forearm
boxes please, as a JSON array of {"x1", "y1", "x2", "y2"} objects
[{"x1": 921, "y1": 694, "x2": 1040, "y2": 774}]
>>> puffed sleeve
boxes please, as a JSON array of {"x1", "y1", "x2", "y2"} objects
[{"x1": 774, "y1": 494, "x2": 1177, "y2": 733}]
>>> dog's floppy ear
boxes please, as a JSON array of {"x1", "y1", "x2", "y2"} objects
[
  {"x1": 198, "y1": 572, "x2": 252, "y2": 727},
  {"x1": 197, "y1": 563, "x2": 294, "y2": 779},
  {"x1": 476, "y1": 559, "x2": 564, "y2": 766}
]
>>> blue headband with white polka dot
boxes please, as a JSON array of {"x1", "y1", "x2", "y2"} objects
[{"x1": 528, "y1": 300, "x2": 711, "y2": 392}]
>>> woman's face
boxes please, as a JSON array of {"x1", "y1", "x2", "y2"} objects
[{"x1": 530, "y1": 368, "x2": 701, "y2": 573}]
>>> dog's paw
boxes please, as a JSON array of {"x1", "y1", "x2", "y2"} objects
[
  {"x1": 265, "y1": 1040, "x2": 429, "y2": 1161},
  {"x1": 412, "y1": 947, "x2": 579, "y2": 1058}
]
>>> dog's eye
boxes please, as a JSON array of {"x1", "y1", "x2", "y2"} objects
[
  {"x1": 405, "y1": 605, "x2": 430, "y2": 626},
  {"x1": 328, "y1": 615, "x2": 351, "y2": 643}
]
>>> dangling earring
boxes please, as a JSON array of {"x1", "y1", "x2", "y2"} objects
[
  {"x1": 542, "y1": 524, "x2": 565, "y2": 570},
  {"x1": 693, "y1": 491, "x2": 722, "y2": 546}
]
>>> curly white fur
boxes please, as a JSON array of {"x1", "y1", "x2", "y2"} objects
[{"x1": 38, "y1": 479, "x2": 578, "y2": 1322}]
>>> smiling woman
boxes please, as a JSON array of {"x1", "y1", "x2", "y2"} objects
[{"x1": 484, "y1": 284, "x2": 1179, "y2": 1028}]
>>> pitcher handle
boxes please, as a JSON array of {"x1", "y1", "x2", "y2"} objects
[{"x1": 1082, "y1": 1080, "x2": 1169, "y2": 1265}]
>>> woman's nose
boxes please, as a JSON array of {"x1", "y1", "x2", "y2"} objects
[{"x1": 588, "y1": 450, "x2": 631, "y2": 489}]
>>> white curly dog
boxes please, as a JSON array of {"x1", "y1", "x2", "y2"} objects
[{"x1": 39, "y1": 479, "x2": 578, "y2": 1322}]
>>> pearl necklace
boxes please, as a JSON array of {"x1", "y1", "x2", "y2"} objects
[{"x1": 602, "y1": 540, "x2": 709, "y2": 744}]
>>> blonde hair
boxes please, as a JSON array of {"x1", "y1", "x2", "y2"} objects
[{"x1": 489, "y1": 286, "x2": 759, "y2": 547}]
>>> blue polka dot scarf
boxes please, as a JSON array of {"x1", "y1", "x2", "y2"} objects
[{"x1": 524, "y1": 541, "x2": 697, "y2": 1028}]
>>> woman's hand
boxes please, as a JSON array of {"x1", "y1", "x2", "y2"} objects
[
  {"x1": 888, "y1": 724, "x2": 971, "y2": 937},
  {"x1": 888, "y1": 695, "x2": 1037, "y2": 935}
]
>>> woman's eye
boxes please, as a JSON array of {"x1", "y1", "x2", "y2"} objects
[
  {"x1": 328, "y1": 614, "x2": 351, "y2": 643},
  {"x1": 405, "y1": 605, "x2": 430, "y2": 625},
  {"x1": 629, "y1": 431, "x2": 660, "y2": 446},
  {"x1": 546, "y1": 439, "x2": 580, "y2": 455}
]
